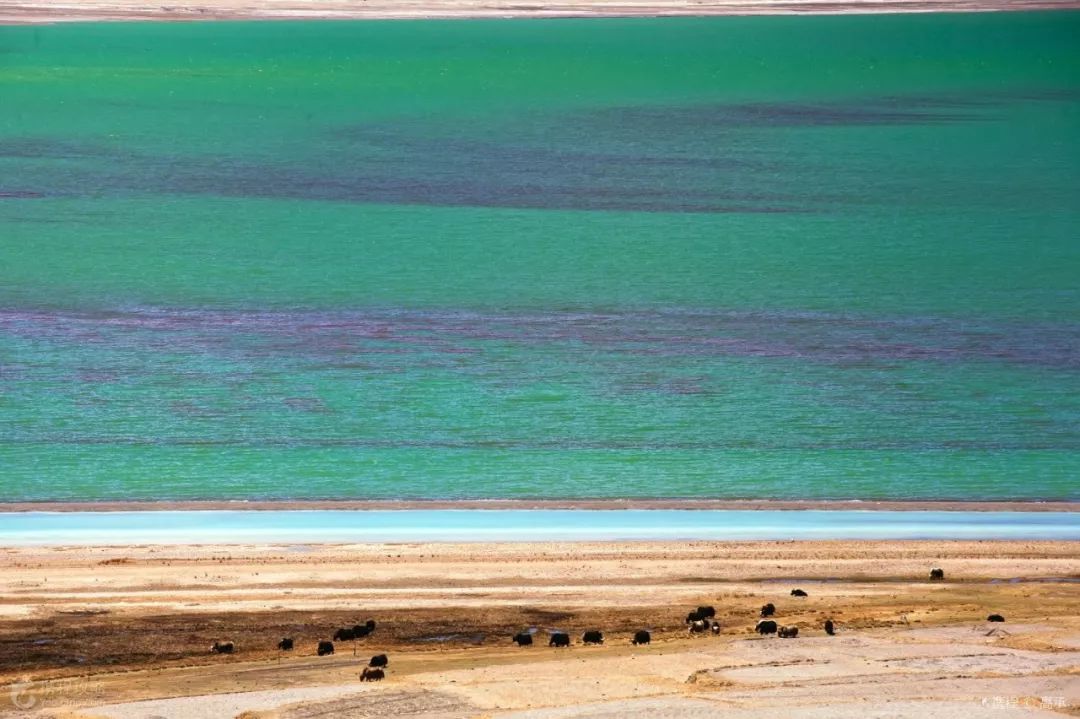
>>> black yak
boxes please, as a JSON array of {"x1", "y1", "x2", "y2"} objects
[
  {"x1": 582, "y1": 630, "x2": 604, "y2": 645},
  {"x1": 824, "y1": 619, "x2": 835, "y2": 636},
  {"x1": 549, "y1": 632, "x2": 570, "y2": 647},
  {"x1": 210, "y1": 641, "x2": 234, "y2": 654},
  {"x1": 360, "y1": 667, "x2": 385, "y2": 681},
  {"x1": 512, "y1": 632, "x2": 533, "y2": 646},
  {"x1": 369, "y1": 653, "x2": 389, "y2": 667},
  {"x1": 278, "y1": 637, "x2": 294, "y2": 651},
  {"x1": 987, "y1": 614, "x2": 1005, "y2": 622},
  {"x1": 791, "y1": 589, "x2": 808, "y2": 597},
  {"x1": 760, "y1": 603, "x2": 775, "y2": 617},
  {"x1": 929, "y1": 568, "x2": 945, "y2": 580},
  {"x1": 778, "y1": 625, "x2": 799, "y2": 638},
  {"x1": 632, "y1": 630, "x2": 651, "y2": 645},
  {"x1": 688, "y1": 619, "x2": 709, "y2": 634},
  {"x1": 334, "y1": 628, "x2": 355, "y2": 641},
  {"x1": 755, "y1": 620, "x2": 777, "y2": 635},
  {"x1": 317, "y1": 640, "x2": 334, "y2": 656}
]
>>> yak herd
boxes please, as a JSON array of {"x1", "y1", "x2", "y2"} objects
[{"x1": 208, "y1": 567, "x2": 1005, "y2": 676}]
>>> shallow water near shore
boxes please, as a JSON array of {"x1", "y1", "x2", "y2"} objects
[
  {"x1": 2, "y1": 509, "x2": 1077, "y2": 544},
  {"x1": 1, "y1": 14, "x2": 1078, "y2": 502}
]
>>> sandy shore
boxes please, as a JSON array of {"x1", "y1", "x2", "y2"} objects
[
  {"x1": 0, "y1": 0, "x2": 1078, "y2": 25},
  {"x1": 1, "y1": 499, "x2": 1076, "y2": 512},
  {"x1": 0, "y1": 539, "x2": 1077, "y2": 717}
]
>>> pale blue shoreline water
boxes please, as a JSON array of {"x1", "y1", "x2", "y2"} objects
[{"x1": 1, "y1": 510, "x2": 1077, "y2": 545}]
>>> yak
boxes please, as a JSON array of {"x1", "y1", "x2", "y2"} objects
[
  {"x1": 929, "y1": 568, "x2": 945, "y2": 581},
  {"x1": 512, "y1": 632, "x2": 534, "y2": 646},
  {"x1": 710, "y1": 622, "x2": 720, "y2": 635},
  {"x1": 824, "y1": 619, "x2": 835, "y2": 636},
  {"x1": 760, "y1": 603, "x2": 775, "y2": 617},
  {"x1": 210, "y1": 641, "x2": 234, "y2": 654},
  {"x1": 582, "y1": 630, "x2": 604, "y2": 645},
  {"x1": 360, "y1": 667, "x2": 385, "y2": 682},
  {"x1": 333, "y1": 628, "x2": 355, "y2": 642},
  {"x1": 632, "y1": 630, "x2": 651, "y2": 645},
  {"x1": 755, "y1": 620, "x2": 778, "y2": 635},
  {"x1": 317, "y1": 640, "x2": 334, "y2": 656},
  {"x1": 688, "y1": 619, "x2": 709, "y2": 634},
  {"x1": 696, "y1": 606, "x2": 716, "y2": 619},
  {"x1": 549, "y1": 632, "x2": 570, "y2": 647},
  {"x1": 790, "y1": 589, "x2": 808, "y2": 597},
  {"x1": 278, "y1": 637, "x2": 294, "y2": 651},
  {"x1": 369, "y1": 653, "x2": 389, "y2": 667},
  {"x1": 987, "y1": 614, "x2": 1005, "y2": 623},
  {"x1": 778, "y1": 626, "x2": 799, "y2": 638}
]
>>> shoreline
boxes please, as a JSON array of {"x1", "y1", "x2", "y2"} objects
[
  {"x1": 1, "y1": 1, "x2": 1078, "y2": 25},
  {"x1": 1, "y1": 539, "x2": 1077, "y2": 717},
  {"x1": 0, "y1": 498, "x2": 1076, "y2": 512}
]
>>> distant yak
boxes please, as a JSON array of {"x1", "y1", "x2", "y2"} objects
[
  {"x1": 512, "y1": 632, "x2": 533, "y2": 646},
  {"x1": 929, "y1": 568, "x2": 945, "y2": 581},
  {"x1": 987, "y1": 614, "x2": 1005, "y2": 623},
  {"x1": 317, "y1": 640, "x2": 334, "y2": 656},
  {"x1": 549, "y1": 632, "x2": 570, "y2": 647},
  {"x1": 688, "y1": 619, "x2": 709, "y2": 634},
  {"x1": 760, "y1": 603, "x2": 776, "y2": 618},
  {"x1": 278, "y1": 637, "x2": 294, "y2": 651},
  {"x1": 790, "y1": 589, "x2": 808, "y2": 597},
  {"x1": 755, "y1": 620, "x2": 778, "y2": 635},
  {"x1": 632, "y1": 630, "x2": 651, "y2": 645},
  {"x1": 582, "y1": 630, "x2": 604, "y2": 645},
  {"x1": 210, "y1": 641, "x2": 234, "y2": 654},
  {"x1": 369, "y1": 653, "x2": 389, "y2": 667},
  {"x1": 824, "y1": 619, "x2": 835, "y2": 636},
  {"x1": 778, "y1": 626, "x2": 799, "y2": 638},
  {"x1": 710, "y1": 622, "x2": 720, "y2": 635},
  {"x1": 360, "y1": 667, "x2": 385, "y2": 682}
]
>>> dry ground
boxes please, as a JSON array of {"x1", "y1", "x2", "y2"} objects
[{"x1": 0, "y1": 540, "x2": 1077, "y2": 717}]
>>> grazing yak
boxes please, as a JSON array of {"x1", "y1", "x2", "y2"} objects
[
  {"x1": 987, "y1": 614, "x2": 1005, "y2": 623},
  {"x1": 824, "y1": 619, "x2": 835, "y2": 636},
  {"x1": 333, "y1": 628, "x2": 355, "y2": 641},
  {"x1": 929, "y1": 568, "x2": 945, "y2": 581},
  {"x1": 512, "y1": 632, "x2": 534, "y2": 646},
  {"x1": 369, "y1": 654, "x2": 389, "y2": 667},
  {"x1": 360, "y1": 667, "x2": 385, "y2": 682},
  {"x1": 755, "y1": 620, "x2": 778, "y2": 635},
  {"x1": 278, "y1": 637, "x2": 294, "y2": 651},
  {"x1": 760, "y1": 603, "x2": 775, "y2": 618},
  {"x1": 710, "y1": 622, "x2": 720, "y2": 635},
  {"x1": 686, "y1": 605, "x2": 716, "y2": 623},
  {"x1": 549, "y1": 632, "x2": 571, "y2": 647},
  {"x1": 632, "y1": 630, "x2": 651, "y2": 645},
  {"x1": 688, "y1": 619, "x2": 709, "y2": 634},
  {"x1": 778, "y1": 626, "x2": 799, "y2": 638},
  {"x1": 582, "y1": 630, "x2": 604, "y2": 645},
  {"x1": 790, "y1": 589, "x2": 808, "y2": 597},
  {"x1": 317, "y1": 641, "x2": 334, "y2": 656},
  {"x1": 353, "y1": 619, "x2": 377, "y2": 637},
  {"x1": 210, "y1": 641, "x2": 234, "y2": 654}
]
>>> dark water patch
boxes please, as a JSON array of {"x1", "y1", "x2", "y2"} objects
[
  {"x1": 0, "y1": 190, "x2": 47, "y2": 199},
  {"x1": 2, "y1": 308, "x2": 1077, "y2": 370}
]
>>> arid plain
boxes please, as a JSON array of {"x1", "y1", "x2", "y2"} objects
[{"x1": 1, "y1": 539, "x2": 1077, "y2": 718}]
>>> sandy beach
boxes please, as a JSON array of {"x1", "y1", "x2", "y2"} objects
[
  {"x1": 0, "y1": 0, "x2": 1078, "y2": 24},
  {"x1": 1, "y1": 539, "x2": 1077, "y2": 717}
]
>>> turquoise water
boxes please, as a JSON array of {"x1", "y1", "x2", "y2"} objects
[
  {"x1": 2, "y1": 510, "x2": 1077, "y2": 544},
  {"x1": 1, "y1": 14, "x2": 1078, "y2": 501}
]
